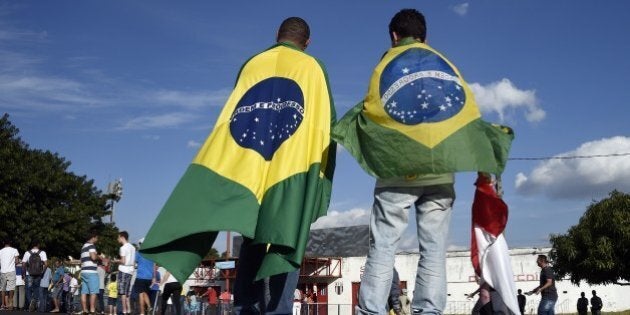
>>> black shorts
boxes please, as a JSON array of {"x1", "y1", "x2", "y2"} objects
[
  {"x1": 108, "y1": 297, "x2": 117, "y2": 306},
  {"x1": 133, "y1": 279, "x2": 152, "y2": 294}
]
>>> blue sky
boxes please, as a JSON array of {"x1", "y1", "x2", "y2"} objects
[{"x1": 2, "y1": 1, "x2": 630, "y2": 253}]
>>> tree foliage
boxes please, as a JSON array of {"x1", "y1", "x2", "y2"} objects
[
  {"x1": 550, "y1": 190, "x2": 630, "y2": 286},
  {"x1": 204, "y1": 248, "x2": 220, "y2": 260},
  {"x1": 0, "y1": 114, "x2": 119, "y2": 258}
]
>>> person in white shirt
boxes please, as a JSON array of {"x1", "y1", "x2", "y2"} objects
[
  {"x1": 0, "y1": 239, "x2": 20, "y2": 311},
  {"x1": 97, "y1": 263, "x2": 107, "y2": 314},
  {"x1": 22, "y1": 241, "x2": 47, "y2": 311},
  {"x1": 13, "y1": 263, "x2": 26, "y2": 310},
  {"x1": 159, "y1": 267, "x2": 182, "y2": 315},
  {"x1": 70, "y1": 275, "x2": 80, "y2": 312},
  {"x1": 114, "y1": 231, "x2": 135, "y2": 315}
]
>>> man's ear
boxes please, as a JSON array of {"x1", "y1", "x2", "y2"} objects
[
  {"x1": 303, "y1": 38, "x2": 311, "y2": 51},
  {"x1": 391, "y1": 31, "x2": 400, "y2": 46},
  {"x1": 276, "y1": 30, "x2": 280, "y2": 43}
]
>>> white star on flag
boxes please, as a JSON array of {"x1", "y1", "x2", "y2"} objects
[{"x1": 402, "y1": 67, "x2": 410, "y2": 74}]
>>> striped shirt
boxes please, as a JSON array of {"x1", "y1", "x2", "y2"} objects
[{"x1": 80, "y1": 242, "x2": 98, "y2": 273}]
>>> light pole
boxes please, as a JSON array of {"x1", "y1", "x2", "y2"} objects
[{"x1": 107, "y1": 178, "x2": 123, "y2": 223}]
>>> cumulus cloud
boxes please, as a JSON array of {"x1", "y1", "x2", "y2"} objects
[
  {"x1": 311, "y1": 208, "x2": 370, "y2": 229},
  {"x1": 515, "y1": 136, "x2": 630, "y2": 198},
  {"x1": 187, "y1": 140, "x2": 202, "y2": 148},
  {"x1": 452, "y1": 3, "x2": 470, "y2": 16},
  {"x1": 119, "y1": 113, "x2": 197, "y2": 130},
  {"x1": 469, "y1": 78, "x2": 545, "y2": 123}
]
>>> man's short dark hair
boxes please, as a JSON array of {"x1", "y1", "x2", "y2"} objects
[
  {"x1": 30, "y1": 239, "x2": 40, "y2": 248},
  {"x1": 277, "y1": 17, "x2": 310, "y2": 47},
  {"x1": 389, "y1": 9, "x2": 427, "y2": 43},
  {"x1": 119, "y1": 231, "x2": 129, "y2": 241},
  {"x1": 537, "y1": 254, "x2": 548, "y2": 263},
  {"x1": 86, "y1": 230, "x2": 99, "y2": 241}
]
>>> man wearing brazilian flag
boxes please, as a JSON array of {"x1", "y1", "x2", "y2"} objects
[
  {"x1": 332, "y1": 9, "x2": 513, "y2": 315},
  {"x1": 139, "y1": 17, "x2": 336, "y2": 313}
]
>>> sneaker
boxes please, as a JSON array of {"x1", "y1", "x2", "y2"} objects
[{"x1": 28, "y1": 300, "x2": 37, "y2": 312}]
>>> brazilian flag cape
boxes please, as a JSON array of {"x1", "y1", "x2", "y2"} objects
[
  {"x1": 140, "y1": 42, "x2": 336, "y2": 282},
  {"x1": 333, "y1": 39, "x2": 513, "y2": 178}
]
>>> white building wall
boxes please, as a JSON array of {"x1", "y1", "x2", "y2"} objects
[{"x1": 322, "y1": 248, "x2": 630, "y2": 315}]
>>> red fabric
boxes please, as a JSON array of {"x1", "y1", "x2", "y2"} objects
[
  {"x1": 207, "y1": 287, "x2": 217, "y2": 305},
  {"x1": 471, "y1": 176, "x2": 508, "y2": 276},
  {"x1": 219, "y1": 291, "x2": 231, "y2": 302}
]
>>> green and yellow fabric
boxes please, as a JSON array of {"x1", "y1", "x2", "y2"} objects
[
  {"x1": 140, "y1": 43, "x2": 336, "y2": 282},
  {"x1": 333, "y1": 39, "x2": 513, "y2": 178}
]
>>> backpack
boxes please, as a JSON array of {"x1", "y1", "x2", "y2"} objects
[{"x1": 26, "y1": 250, "x2": 44, "y2": 277}]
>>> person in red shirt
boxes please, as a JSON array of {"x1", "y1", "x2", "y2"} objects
[
  {"x1": 219, "y1": 289, "x2": 230, "y2": 303},
  {"x1": 206, "y1": 287, "x2": 217, "y2": 305}
]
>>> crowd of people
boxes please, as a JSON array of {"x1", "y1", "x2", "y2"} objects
[{"x1": 0, "y1": 232, "x2": 232, "y2": 315}]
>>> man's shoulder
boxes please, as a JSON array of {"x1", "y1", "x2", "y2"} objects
[{"x1": 252, "y1": 44, "x2": 324, "y2": 73}]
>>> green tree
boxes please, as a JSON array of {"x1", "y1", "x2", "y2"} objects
[
  {"x1": 0, "y1": 114, "x2": 119, "y2": 258},
  {"x1": 204, "y1": 248, "x2": 220, "y2": 260},
  {"x1": 550, "y1": 190, "x2": 630, "y2": 286}
]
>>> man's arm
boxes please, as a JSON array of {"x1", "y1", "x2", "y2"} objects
[
  {"x1": 530, "y1": 278, "x2": 553, "y2": 295},
  {"x1": 89, "y1": 249, "x2": 98, "y2": 261}
]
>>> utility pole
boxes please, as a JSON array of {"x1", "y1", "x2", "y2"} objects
[{"x1": 107, "y1": 178, "x2": 123, "y2": 223}]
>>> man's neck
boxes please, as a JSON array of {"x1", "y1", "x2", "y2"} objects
[
  {"x1": 277, "y1": 40, "x2": 303, "y2": 51},
  {"x1": 394, "y1": 37, "x2": 421, "y2": 47}
]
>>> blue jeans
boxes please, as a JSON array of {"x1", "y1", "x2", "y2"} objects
[
  {"x1": 537, "y1": 297, "x2": 556, "y2": 315},
  {"x1": 39, "y1": 287, "x2": 48, "y2": 312},
  {"x1": 357, "y1": 184, "x2": 455, "y2": 315},
  {"x1": 233, "y1": 238, "x2": 299, "y2": 315},
  {"x1": 26, "y1": 276, "x2": 42, "y2": 309}
]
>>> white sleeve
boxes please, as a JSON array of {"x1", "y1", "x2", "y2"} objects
[
  {"x1": 41, "y1": 251, "x2": 48, "y2": 261},
  {"x1": 123, "y1": 246, "x2": 130, "y2": 265}
]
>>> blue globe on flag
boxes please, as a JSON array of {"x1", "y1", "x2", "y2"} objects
[
  {"x1": 229, "y1": 77, "x2": 305, "y2": 160},
  {"x1": 379, "y1": 48, "x2": 466, "y2": 125}
]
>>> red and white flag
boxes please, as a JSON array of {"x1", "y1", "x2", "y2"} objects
[{"x1": 471, "y1": 176, "x2": 520, "y2": 315}]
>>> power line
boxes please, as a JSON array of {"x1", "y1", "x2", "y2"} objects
[{"x1": 508, "y1": 152, "x2": 630, "y2": 161}]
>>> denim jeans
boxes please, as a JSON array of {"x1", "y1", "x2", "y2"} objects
[
  {"x1": 537, "y1": 297, "x2": 556, "y2": 315},
  {"x1": 357, "y1": 184, "x2": 455, "y2": 315},
  {"x1": 233, "y1": 238, "x2": 300, "y2": 315},
  {"x1": 26, "y1": 275, "x2": 42, "y2": 309},
  {"x1": 39, "y1": 287, "x2": 48, "y2": 312}
]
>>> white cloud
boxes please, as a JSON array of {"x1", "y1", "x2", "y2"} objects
[
  {"x1": 469, "y1": 78, "x2": 545, "y2": 123},
  {"x1": 187, "y1": 140, "x2": 201, "y2": 148},
  {"x1": 515, "y1": 136, "x2": 630, "y2": 198},
  {"x1": 0, "y1": 74, "x2": 105, "y2": 111},
  {"x1": 311, "y1": 208, "x2": 370, "y2": 229},
  {"x1": 119, "y1": 113, "x2": 197, "y2": 130},
  {"x1": 452, "y1": 3, "x2": 470, "y2": 16},
  {"x1": 150, "y1": 89, "x2": 230, "y2": 109}
]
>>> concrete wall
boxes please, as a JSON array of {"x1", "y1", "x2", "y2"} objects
[{"x1": 323, "y1": 248, "x2": 630, "y2": 315}]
